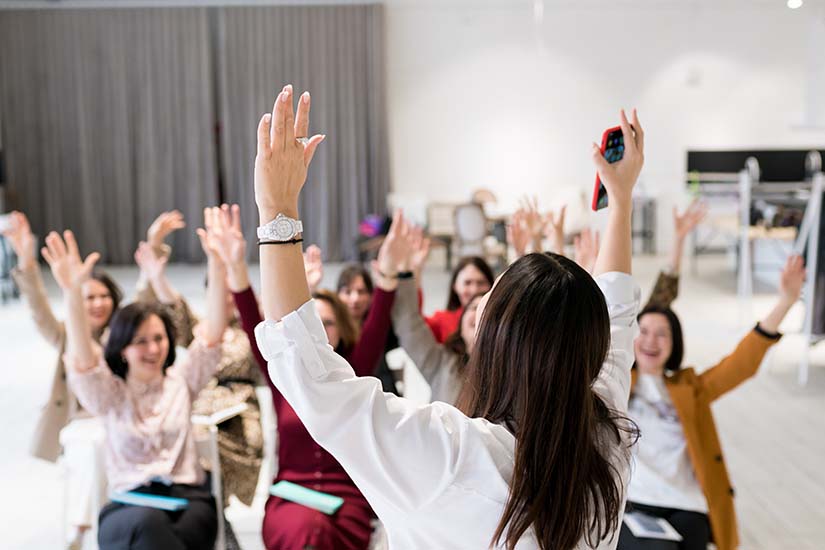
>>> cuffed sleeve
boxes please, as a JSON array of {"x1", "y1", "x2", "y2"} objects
[{"x1": 593, "y1": 272, "x2": 641, "y2": 414}]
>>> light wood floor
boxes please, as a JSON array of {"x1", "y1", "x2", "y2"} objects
[{"x1": 1, "y1": 255, "x2": 822, "y2": 549}]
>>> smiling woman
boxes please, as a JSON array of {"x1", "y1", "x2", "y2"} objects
[{"x1": 41, "y1": 224, "x2": 229, "y2": 550}]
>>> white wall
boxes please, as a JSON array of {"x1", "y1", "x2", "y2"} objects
[{"x1": 385, "y1": 0, "x2": 825, "y2": 249}]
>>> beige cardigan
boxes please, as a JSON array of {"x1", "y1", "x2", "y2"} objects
[{"x1": 12, "y1": 265, "x2": 103, "y2": 462}]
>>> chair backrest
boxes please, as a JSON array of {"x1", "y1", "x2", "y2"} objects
[
  {"x1": 427, "y1": 202, "x2": 457, "y2": 236},
  {"x1": 454, "y1": 203, "x2": 487, "y2": 243}
]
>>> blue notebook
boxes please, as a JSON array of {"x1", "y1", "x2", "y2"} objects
[
  {"x1": 111, "y1": 491, "x2": 189, "y2": 511},
  {"x1": 270, "y1": 481, "x2": 344, "y2": 515}
]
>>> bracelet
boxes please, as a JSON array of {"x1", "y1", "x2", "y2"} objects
[
  {"x1": 377, "y1": 269, "x2": 413, "y2": 280},
  {"x1": 258, "y1": 238, "x2": 304, "y2": 246}
]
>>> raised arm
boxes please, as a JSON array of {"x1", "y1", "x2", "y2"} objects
[
  {"x1": 698, "y1": 254, "x2": 805, "y2": 401},
  {"x1": 543, "y1": 204, "x2": 567, "y2": 255},
  {"x1": 3, "y1": 211, "x2": 64, "y2": 347},
  {"x1": 41, "y1": 231, "x2": 101, "y2": 371},
  {"x1": 592, "y1": 109, "x2": 644, "y2": 278},
  {"x1": 136, "y1": 210, "x2": 186, "y2": 294},
  {"x1": 573, "y1": 228, "x2": 599, "y2": 274},
  {"x1": 195, "y1": 207, "x2": 230, "y2": 347},
  {"x1": 134, "y1": 241, "x2": 180, "y2": 305},
  {"x1": 256, "y1": 85, "x2": 324, "y2": 321},
  {"x1": 375, "y1": 211, "x2": 456, "y2": 381},
  {"x1": 669, "y1": 199, "x2": 707, "y2": 275},
  {"x1": 206, "y1": 203, "x2": 274, "y2": 389}
]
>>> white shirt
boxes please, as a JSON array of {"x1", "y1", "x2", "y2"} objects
[
  {"x1": 627, "y1": 374, "x2": 708, "y2": 513},
  {"x1": 256, "y1": 272, "x2": 640, "y2": 550}
]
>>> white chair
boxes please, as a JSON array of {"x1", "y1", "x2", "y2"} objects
[
  {"x1": 192, "y1": 403, "x2": 249, "y2": 550},
  {"x1": 453, "y1": 203, "x2": 507, "y2": 268}
]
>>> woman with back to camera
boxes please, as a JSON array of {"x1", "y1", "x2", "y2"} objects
[
  {"x1": 3, "y1": 211, "x2": 124, "y2": 550},
  {"x1": 252, "y1": 84, "x2": 644, "y2": 549},
  {"x1": 204, "y1": 203, "x2": 395, "y2": 549},
  {"x1": 43, "y1": 220, "x2": 227, "y2": 550}
]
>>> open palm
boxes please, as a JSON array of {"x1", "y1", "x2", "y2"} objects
[{"x1": 41, "y1": 230, "x2": 100, "y2": 290}]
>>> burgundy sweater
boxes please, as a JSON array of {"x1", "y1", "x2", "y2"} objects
[{"x1": 233, "y1": 286, "x2": 395, "y2": 503}]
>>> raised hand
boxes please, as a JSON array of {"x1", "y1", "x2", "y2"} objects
[
  {"x1": 41, "y1": 230, "x2": 100, "y2": 290},
  {"x1": 519, "y1": 195, "x2": 545, "y2": 243},
  {"x1": 376, "y1": 209, "x2": 414, "y2": 278},
  {"x1": 673, "y1": 199, "x2": 708, "y2": 241},
  {"x1": 760, "y1": 254, "x2": 806, "y2": 334},
  {"x1": 408, "y1": 226, "x2": 431, "y2": 281},
  {"x1": 507, "y1": 209, "x2": 531, "y2": 258},
  {"x1": 146, "y1": 210, "x2": 186, "y2": 250},
  {"x1": 207, "y1": 204, "x2": 247, "y2": 268},
  {"x1": 196, "y1": 207, "x2": 224, "y2": 262},
  {"x1": 543, "y1": 205, "x2": 567, "y2": 254},
  {"x1": 304, "y1": 244, "x2": 324, "y2": 291},
  {"x1": 591, "y1": 109, "x2": 644, "y2": 208},
  {"x1": 134, "y1": 241, "x2": 168, "y2": 282},
  {"x1": 255, "y1": 85, "x2": 325, "y2": 220},
  {"x1": 779, "y1": 255, "x2": 805, "y2": 304},
  {"x1": 573, "y1": 228, "x2": 600, "y2": 273},
  {"x1": 2, "y1": 211, "x2": 37, "y2": 269}
]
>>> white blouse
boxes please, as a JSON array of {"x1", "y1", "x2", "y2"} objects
[
  {"x1": 67, "y1": 339, "x2": 222, "y2": 493},
  {"x1": 627, "y1": 374, "x2": 708, "y2": 513},
  {"x1": 256, "y1": 272, "x2": 640, "y2": 550}
]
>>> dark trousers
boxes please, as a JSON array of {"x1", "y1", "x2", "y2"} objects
[
  {"x1": 618, "y1": 502, "x2": 710, "y2": 550},
  {"x1": 98, "y1": 479, "x2": 217, "y2": 550}
]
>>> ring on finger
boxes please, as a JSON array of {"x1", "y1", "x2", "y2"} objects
[{"x1": 296, "y1": 137, "x2": 309, "y2": 146}]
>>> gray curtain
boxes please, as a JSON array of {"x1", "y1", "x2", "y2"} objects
[
  {"x1": 216, "y1": 4, "x2": 390, "y2": 261},
  {"x1": 0, "y1": 9, "x2": 217, "y2": 263}
]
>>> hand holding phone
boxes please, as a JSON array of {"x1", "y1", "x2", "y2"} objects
[
  {"x1": 590, "y1": 110, "x2": 644, "y2": 213},
  {"x1": 591, "y1": 126, "x2": 626, "y2": 211}
]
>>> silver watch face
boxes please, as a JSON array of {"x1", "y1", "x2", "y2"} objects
[{"x1": 274, "y1": 217, "x2": 294, "y2": 239}]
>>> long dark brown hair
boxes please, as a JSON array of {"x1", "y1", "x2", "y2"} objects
[
  {"x1": 312, "y1": 289, "x2": 360, "y2": 352},
  {"x1": 456, "y1": 253, "x2": 635, "y2": 550},
  {"x1": 104, "y1": 302, "x2": 177, "y2": 380},
  {"x1": 443, "y1": 293, "x2": 485, "y2": 367},
  {"x1": 446, "y1": 256, "x2": 494, "y2": 310}
]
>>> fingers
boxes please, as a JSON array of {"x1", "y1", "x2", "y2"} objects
[
  {"x1": 304, "y1": 134, "x2": 325, "y2": 167},
  {"x1": 270, "y1": 86, "x2": 295, "y2": 151},
  {"x1": 257, "y1": 113, "x2": 272, "y2": 156},
  {"x1": 590, "y1": 142, "x2": 610, "y2": 174},
  {"x1": 283, "y1": 85, "x2": 296, "y2": 145},
  {"x1": 631, "y1": 108, "x2": 644, "y2": 153},
  {"x1": 388, "y1": 209, "x2": 403, "y2": 238},
  {"x1": 82, "y1": 252, "x2": 101, "y2": 273},
  {"x1": 196, "y1": 228, "x2": 210, "y2": 252},
  {"x1": 558, "y1": 205, "x2": 567, "y2": 225},
  {"x1": 230, "y1": 204, "x2": 242, "y2": 233},
  {"x1": 63, "y1": 230, "x2": 80, "y2": 259},
  {"x1": 295, "y1": 91, "x2": 311, "y2": 139},
  {"x1": 619, "y1": 109, "x2": 636, "y2": 154},
  {"x1": 46, "y1": 231, "x2": 67, "y2": 259}
]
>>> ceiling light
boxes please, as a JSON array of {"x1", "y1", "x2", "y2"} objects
[{"x1": 787, "y1": 0, "x2": 803, "y2": 9}]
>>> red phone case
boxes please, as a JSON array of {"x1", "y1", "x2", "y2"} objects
[{"x1": 591, "y1": 125, "x2": 622, "y2": 211}]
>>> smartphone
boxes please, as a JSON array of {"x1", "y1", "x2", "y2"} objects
[{"x1": 591, "y1": 126, "x2": 625, "y2": 211}]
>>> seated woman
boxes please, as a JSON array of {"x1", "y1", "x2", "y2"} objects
[
  {"x1": 336, "y1": 262, "x2": 402, "y2": 395},
  {"x1": 3, "y1": 211, "x2": 122, "y2": 549},
  {"x1": 252, "y1": 85, "x2": 643, "y2": 549},
  {"x1": 43, "y1": 227, "x2": 227, "y2": 550},
  {"x1": 424, "y1": 255, "x2": 493, "y2": 343},
  {"x1": 133, "y1": 207, "x2": 264, "y2": 514},
  {"x1": 619, "y1": 252, "x2": 805, "y2": 547},
  {"x1": 382, "y1": 211, "x2": 479, "y2": 405},
  {"x1": 206, "y1": 203, "x2": 394, "y2": 550}
]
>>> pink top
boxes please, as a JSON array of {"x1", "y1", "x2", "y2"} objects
[{"x1": 67, "y1": 339, "x2": 222, "y2": 493}]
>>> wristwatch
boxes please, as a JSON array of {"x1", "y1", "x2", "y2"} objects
[{"x1": 257, "y1": 213, "x2": 303, "y2": 242}]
